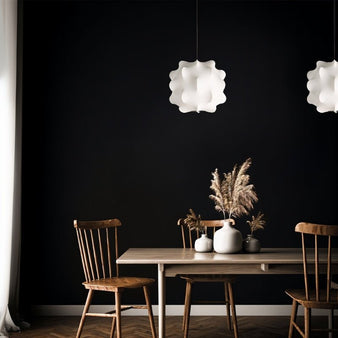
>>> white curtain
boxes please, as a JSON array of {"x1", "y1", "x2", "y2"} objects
[{"x1": 0, "y1": 0, "x2": 20, "y2": 336}]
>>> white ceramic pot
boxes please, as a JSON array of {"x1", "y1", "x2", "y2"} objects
[
  {"x1": 213, "y1": 220, "x2": 243, "y2": 253},
  {"x1": 194, "y1": 234, "x2": 213, "y2": 252}
]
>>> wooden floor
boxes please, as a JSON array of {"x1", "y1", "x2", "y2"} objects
[{"x1": 8, "y1": 316, "x2": 336, "y2": 337}]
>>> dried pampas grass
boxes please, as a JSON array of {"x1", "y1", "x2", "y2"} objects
[
  {"x1": 184, "y1": 208, "x2": 204, "y2": 232},
  {"x1": 247, "y1": 212, "x2": 266, "y2": 235},
  {"x1": 209, "y1": 158, "x2": 258, "y2": 219}
]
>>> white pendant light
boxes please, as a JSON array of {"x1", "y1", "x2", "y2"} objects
[
  {"x1": 307, "y1": 60, "x2": 338, "y2": 113},
  {"x1": 169, "y1": 60, "x2": 226, "y2": 113},
  {"x1": 169, "y1": 0, "x2": 226, "y2": 113},
  {"x1": 306, "y1": 0, "x2": 338, "y2": 113}
]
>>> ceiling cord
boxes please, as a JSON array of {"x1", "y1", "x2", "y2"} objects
[
  {"x1": 334, "y1": 0, "x2": 336, "y2": 60},
  {"x1": 196, "y1": 0, "x2": 199, "y2": 60}
]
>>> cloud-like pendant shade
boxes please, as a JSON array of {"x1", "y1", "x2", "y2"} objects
[
  {"x1": 169, "y1": 60, "x2": 226, "y2": 113},
  {"x1": 307, "y1": 60, "x2": 338, "y2": 113}
]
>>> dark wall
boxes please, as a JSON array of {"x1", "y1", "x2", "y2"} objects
[{"x1": 21, "y1": 0, "x2": 338, "y2": 311}]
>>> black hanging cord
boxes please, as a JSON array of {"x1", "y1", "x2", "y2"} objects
[
  {"x1": 196, "y1": 0, "x2": 199, "y2": 60},
  {"x1": 334, "y1": 0, "x2": 336, "y2": 59}
]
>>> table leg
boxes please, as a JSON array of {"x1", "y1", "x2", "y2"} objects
[
  {"x1": 328, "y1": 309, "x2": 333, "y2": 338},
  {"x1": 158, "y1": 264, "x2": 165, "y2": 338}
]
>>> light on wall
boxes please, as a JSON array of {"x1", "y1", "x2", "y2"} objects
[
  {"x1": 306, "y1": 0, "x2": 338, "y2": 113},
  {"x1": 169, "y1": 0, "x2": 226, "y2": 113}
]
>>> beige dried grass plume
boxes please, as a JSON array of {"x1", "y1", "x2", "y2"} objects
[
  {"x1": 247, "y1": 212, "x2": 266, "y2": 235},
  {"x1": 209, "y1": 158, "x2": 258, "y2": 219},
  {"x1": 184, "y1": 208, "x2": 204, "y2": 232}
]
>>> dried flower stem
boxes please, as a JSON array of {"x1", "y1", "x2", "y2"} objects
[
  {"x1": 184, "y1": 208, "x2": 204, "y2": 233},
  {"x1": 247, "y1": 212, "x2": 266, "y2": 235}
]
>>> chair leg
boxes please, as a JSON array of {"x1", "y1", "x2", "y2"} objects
[
  {"x1": 330, "y1": 308, "x2": 334, "y2": 335},
  {"x1": 304, "y1": 307, "x2": 311, "y2": 338},
  {"x1": 224, "y1": 282, "x2": 232, "y2": 331},
  {"x1": 143, "y1": 286, "x2": 157, "y2": 338},
  {"x1": 182, "y1": 281, "x2": 190, "y2": 331},
  {"x1": 228, "y1": 283, "x2": 239, "y2": 338},
  {"x1": 115, "y1": 291, "x2": 122, "y2": 338},
  {"x1": 184, "y1": 281, "x2": 192, "y2": 338},
  {"x1": 110, "y1": 318, "x2": 116, "y2": 338},
  {"x1": 76, "y1": 289, "x2": 94, "y2": 338},
  {"x1": 288, "y1": 299, "x2": 298, "y2": 338}
]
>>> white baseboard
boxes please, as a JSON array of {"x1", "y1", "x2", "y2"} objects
[{"x1": 32, "y1": 305, "x2": 335, "y2": 317}]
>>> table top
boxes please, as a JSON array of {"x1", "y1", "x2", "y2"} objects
[{"x1": 116, "y1": 248, "x2": 338, "y2": 265}]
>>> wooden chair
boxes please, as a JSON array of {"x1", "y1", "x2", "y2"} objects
[
  {"x1": 178, "y1": 218, "x2": 239, "y2": 338},
  {"x1": 74, "y1": 219, "x2": 156, "y2": 338},
  {"x1": 285, "y1": 222, "x2": 338, "y2": 338}
]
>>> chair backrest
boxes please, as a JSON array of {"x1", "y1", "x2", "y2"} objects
[
  {"x1": 74, "y1": 219, "x2": 122, "y2": 282},
  {"x1": 295, "y1": 222, "x2": 338, "y2": 302},
  {"x1": 177, "y1": 218, "x2": 234, "y2": 249}
]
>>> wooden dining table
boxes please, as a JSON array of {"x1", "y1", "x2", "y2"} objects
[{"x1": 116, "y1": 247, "x2": 338, "y2": 338}]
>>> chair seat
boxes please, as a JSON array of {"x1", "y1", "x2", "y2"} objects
[
  {"x1": 180, "y1": 274, "x2": 236, "y2": 283},
  {"x1": 285, "y1": 289, "x2": 338, "y2": 309},
  {"x1": 83, "y1": 277, "x2": 155, "y2": 291}
]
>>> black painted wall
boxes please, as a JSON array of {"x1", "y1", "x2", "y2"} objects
[{"x1": 21, "y1": 0, "x2": 338, "y2": 312}]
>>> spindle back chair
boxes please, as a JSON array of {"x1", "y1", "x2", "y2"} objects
[
  {"x1": 75, "y1": 219, "x2": 121, "y2": 282},
  {"x1": 74, "y1": 219, "x2": 156, "y2": 338},
  {"x1": 286, "y1": 222, "x2": 338, "y2": 338},
  {"x1": 177, "y1": 218, "x2": 238, "y2": 338}
]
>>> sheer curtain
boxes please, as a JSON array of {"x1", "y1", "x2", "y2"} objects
[{"x1": 0, "y1": 0, "x2": 20, "y2": 336}]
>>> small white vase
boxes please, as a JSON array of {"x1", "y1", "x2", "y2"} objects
[
  {"x1": 194, "y1": 234, "x2": 213, "y2": 252},
  {"x1": 213, "y1": 220, "x2": 243, "y2": 253}
]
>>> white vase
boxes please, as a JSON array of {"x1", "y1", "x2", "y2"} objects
[
  {"x1": 194, "y1": 234, "x2": 213, "y2": 252},
  {"x1": 213, "y1": 220, "x2": 243, "y2": 253}
]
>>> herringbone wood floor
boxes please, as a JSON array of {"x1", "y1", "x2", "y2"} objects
[{"x1": 8, "y1": 316, "x2": 337, "y2": 337}]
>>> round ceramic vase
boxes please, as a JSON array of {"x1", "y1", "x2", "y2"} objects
[
  {"x1": 243, "y1": 234, "x2": 261, "y2": 253},
  {"x1": 194, "y1": 234, "x2": 213, "y2": 252},
  {"x1": 213, "y1": 220, "x2": 243, "y2": 254}
]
